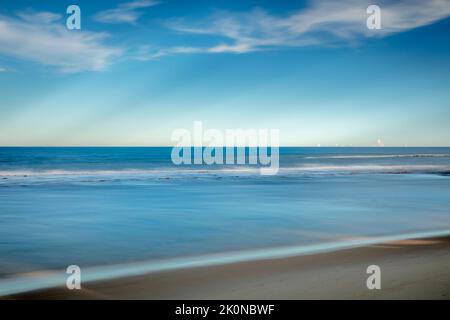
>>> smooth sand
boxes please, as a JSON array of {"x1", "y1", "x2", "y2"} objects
[{"x1": 8, "y1": 236, "x2": 450, "y2": 299}]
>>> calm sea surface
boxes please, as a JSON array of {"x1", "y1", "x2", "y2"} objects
[{"x1": 1, "y1": 147, "x2": 450, "y2": 276}]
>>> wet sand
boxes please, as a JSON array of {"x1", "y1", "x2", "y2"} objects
[{"x1": 7, "y1": 236, "x2": 450, "y2": 299}]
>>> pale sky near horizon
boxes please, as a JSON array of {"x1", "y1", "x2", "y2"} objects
[{"x1": 0, "y1": 0, "x2": 450, "y2": 146}]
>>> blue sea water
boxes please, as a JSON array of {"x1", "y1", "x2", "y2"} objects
[{"x1": 0, "y1": 147, "x2": 450, "y2": 278}]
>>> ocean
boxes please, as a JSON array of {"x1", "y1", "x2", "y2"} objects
[{"x1": 1, "y1": 147, "x2": 450, "y2": 280}]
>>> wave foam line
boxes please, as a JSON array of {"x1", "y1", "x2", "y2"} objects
[
  {"x1": 1, "y1": 165, "x2": 449, "y2": 177},
  {"x1": 305, "y1": 154, "x2": 450, "y2": 159},
  {"x1": 289, "y1": 164, "x2": 449, "y2": 172},
  {"x1": 1, "y1": 228, "x2": 450, "y2": 297}
]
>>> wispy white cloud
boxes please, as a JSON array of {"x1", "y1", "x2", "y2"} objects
[
  {"x1": 0, "y1": 11, "x2": 122, "y2": 73},
  {"x1": 95, "y1": 0, "x2": 160, "y2": 24},
  {"x1": 165, "y1": 0, "x2": 450, "y2": 55},
  {"x1": 17, "y1": 11, "x2": 61, "y2": 24},
  {"x1": 0, "y1": 66, "x2": 7, "y2": 72},
  {"x1": 133, "y1": 45, "x2": 203, "y2": 60}
]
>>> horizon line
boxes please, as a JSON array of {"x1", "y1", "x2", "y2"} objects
[{"x1": 1, "y1": 145, "x2": 450, "y2": 148}]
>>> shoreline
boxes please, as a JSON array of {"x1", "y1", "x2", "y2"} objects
[{"x1": 4, "y1": 230, "x2": 450, "y2": 299}]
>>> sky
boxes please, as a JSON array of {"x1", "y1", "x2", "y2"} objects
[{"x1": 0, "y1": 0, "x2": 449, "y2": 146}]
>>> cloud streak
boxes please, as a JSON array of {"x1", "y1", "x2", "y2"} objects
[
  {"x1": 95, "y1": 0, "x2": 160, "y2": 24},
  {"x1": 0, "y1": 11, "x2": 122, "y2": 73},
  {"x1": 165, "y1": 0, "x2": 450, "y2": 54}
]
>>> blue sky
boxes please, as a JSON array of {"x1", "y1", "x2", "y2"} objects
[{"x1": 0, "y1": 0, "x2": 449, "y2": 146}]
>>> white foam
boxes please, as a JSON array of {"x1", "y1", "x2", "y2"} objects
[
  {"x1": 305, "y1": 154, "x2": 450, "y2": 159},
  {"x1": 0, "y1": 164, "x2": 448, "y2": 178}
]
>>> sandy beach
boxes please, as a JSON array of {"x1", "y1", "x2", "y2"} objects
[{"x1": 7, "y1": 235, "x2": 450, "y2": 300}]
